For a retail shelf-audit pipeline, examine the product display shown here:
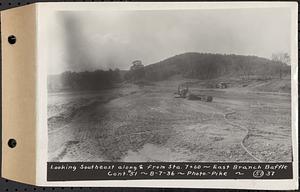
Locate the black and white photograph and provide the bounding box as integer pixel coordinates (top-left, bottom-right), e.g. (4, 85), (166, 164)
(47, 7), (293, 163)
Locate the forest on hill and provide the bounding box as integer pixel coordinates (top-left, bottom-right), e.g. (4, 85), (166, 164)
(138, 52), (290, 81)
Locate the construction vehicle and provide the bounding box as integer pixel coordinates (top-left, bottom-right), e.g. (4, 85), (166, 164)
(176, 84), (189, 98)
(174, 84), (213, 102)
(216, 82), (228, 89)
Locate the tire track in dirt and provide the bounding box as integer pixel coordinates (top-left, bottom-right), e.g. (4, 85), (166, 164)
(114, 129), (166, 139)
(223, 111), (262, 162)
(49, 124), (71, 134)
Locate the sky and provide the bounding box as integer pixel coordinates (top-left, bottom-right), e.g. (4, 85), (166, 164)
(47, 8), (292, 74)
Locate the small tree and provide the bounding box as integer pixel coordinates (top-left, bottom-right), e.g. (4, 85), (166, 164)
(127, 60), (145, 81)
(271, 52), (290, 79)
(272, 52), (290, 65)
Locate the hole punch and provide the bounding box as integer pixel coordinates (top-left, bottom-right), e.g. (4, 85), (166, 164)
(8, 139), (17, 148)
(8, 35), (16, 44)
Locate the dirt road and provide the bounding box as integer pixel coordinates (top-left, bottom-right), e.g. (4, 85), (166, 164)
(48, 80), (292, 162)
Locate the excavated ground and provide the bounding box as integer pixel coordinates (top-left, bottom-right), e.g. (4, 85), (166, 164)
(48, 79), (292, 162)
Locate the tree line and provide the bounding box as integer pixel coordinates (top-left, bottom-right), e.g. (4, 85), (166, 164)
(48, 69), (121, 91)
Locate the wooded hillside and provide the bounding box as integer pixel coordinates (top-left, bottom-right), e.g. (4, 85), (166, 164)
(142, 52), (290, 81)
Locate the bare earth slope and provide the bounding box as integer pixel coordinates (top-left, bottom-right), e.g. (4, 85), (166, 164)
(48, 80), (292, 162)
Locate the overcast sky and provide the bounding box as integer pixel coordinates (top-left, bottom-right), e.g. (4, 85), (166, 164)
(47, 8), (291, 74)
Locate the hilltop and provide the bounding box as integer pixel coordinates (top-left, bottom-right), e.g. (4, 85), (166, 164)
(142, 52), (290, 81)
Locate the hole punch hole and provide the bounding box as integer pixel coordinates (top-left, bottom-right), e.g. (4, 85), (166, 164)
(8, 35), (16, 44)
(8, 139), (17, 148)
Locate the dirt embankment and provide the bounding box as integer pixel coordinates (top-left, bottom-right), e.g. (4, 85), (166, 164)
(204, 77), (291, 93)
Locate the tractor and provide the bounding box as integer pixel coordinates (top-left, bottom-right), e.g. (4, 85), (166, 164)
(174, 84), (213, 102)
(176, 84), (189, 98)
(216, 82), (228, 89)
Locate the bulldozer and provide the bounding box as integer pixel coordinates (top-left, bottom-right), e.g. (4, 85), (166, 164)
(175, 83), (213, 102)
(176, 84), (189, 98)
